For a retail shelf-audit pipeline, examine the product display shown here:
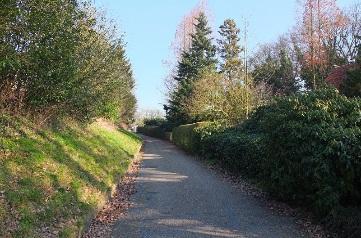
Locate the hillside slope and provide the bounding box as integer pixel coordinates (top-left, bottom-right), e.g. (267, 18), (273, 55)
(0, 116), (142, 237)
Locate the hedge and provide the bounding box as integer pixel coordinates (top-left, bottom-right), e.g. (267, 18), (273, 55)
(201, 90), (361, 214)
(255, 89), (361, 215)
(171, 121), (229, 154)
(171, 89), (361, 237)
(137, 126), (172, 141)
(200, 131), (265, 177)
(171, 123), (201, 153)
(205, 89), (361, 236)
(143, 118), (167, 127)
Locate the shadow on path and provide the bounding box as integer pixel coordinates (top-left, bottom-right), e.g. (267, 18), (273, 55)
(112, 136), (307, 238)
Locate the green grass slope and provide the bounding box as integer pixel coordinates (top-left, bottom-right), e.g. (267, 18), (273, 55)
(0, 116), (142, 237)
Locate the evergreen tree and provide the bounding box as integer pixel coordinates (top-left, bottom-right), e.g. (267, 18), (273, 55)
(175, 13), (217, 83)
(277, 49), (299, 95)
(342, 42), (361, 97)
(165, 13), (217, 124)
(217, 19), (243, 82)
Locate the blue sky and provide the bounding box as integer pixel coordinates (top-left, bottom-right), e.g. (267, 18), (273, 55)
(95, 0), (355, 112)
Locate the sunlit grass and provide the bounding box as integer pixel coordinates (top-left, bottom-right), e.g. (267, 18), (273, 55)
(0, 116), (142, 237)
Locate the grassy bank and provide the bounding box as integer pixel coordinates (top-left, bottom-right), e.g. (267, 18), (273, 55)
(0, 116), (142, 237)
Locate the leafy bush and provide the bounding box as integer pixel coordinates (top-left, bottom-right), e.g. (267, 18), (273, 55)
(1, 1), (136, 123)
(200, 130), (265, 177)
(341, 44), (360, 98)
(257, 89), (361, 215)
(341, 66), (361, 98)
(172, 123), (201, 153)
(172, 89), (361, 233)
(184, 71), (252, 124)
(143, 118), (167, 127)
(137, 118), (175, 140)
(195, 89), (361, 219)
(137, 126), (172, 141)
(171, 121), (229, 154)
(324, 207), (361, 238)
(193, 120), (230, 141)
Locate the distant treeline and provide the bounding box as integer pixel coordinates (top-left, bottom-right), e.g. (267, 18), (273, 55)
(163, 0), (360, 126)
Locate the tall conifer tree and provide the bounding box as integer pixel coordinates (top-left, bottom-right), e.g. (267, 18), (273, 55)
(165, 13), (217, 124)
(217, 19), (243, 82)
(342, 42), (361, 97)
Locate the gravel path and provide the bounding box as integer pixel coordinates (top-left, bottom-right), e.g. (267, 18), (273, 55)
(112, 136), (308, 238)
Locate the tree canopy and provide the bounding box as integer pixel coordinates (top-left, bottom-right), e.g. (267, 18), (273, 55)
(0, 0), (136, 123)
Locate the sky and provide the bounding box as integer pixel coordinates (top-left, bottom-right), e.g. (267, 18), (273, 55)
(95, 0), (355, 112)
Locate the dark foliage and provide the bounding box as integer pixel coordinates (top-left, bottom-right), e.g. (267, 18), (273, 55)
(341, 43), (361, 98)
(165, 13), (217, 125)
(0, 0), (136, 123)
(171, 89), (361, 236)
(143, 118), (167, 127)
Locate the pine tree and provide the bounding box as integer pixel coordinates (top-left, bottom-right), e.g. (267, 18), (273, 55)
(165, 12), (217, 124)
(342, 42), (361, 97)
(217, 19), (243, 82)
(277, 49), (299, 95)
(175, 13), (217, 83)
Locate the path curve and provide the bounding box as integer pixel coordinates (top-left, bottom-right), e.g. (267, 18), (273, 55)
(112, 136), (307, 238)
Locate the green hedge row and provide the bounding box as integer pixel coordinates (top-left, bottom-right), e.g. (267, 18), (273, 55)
(171, 121), (229, 154)
(201, 131), (265, 177)
(171, 89), (361, 237)
(206, 90), (361, 214)
(171, 123), (201, 153)
(137, 126), (172, 140)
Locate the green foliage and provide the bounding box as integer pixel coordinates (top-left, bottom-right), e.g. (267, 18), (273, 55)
(193, 120), (230, 141)
(185, 71), (253, 124)
(171, 123), (202, 153)
(0, 0), (136, 123)
(0, 116), (142, 237)
(143, 118), (167, 127)
(137, 126), (172, 141)
(257, 89), (361, 214)
(171, 121), (229, 154)
(137, 117), (175, 140)
(200, 131), (265, 177)
(342, 66), (361, 97)
(252, 41), (299, 96)
(184, 89), (361, 236)
(196, 89), (361, 219)
(175, 13), (217, 83)
(218, 19), (243, 82)
(341, 44), (361, 98)
(324, 207), (361, 238)
(165, 13), (217, 125)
